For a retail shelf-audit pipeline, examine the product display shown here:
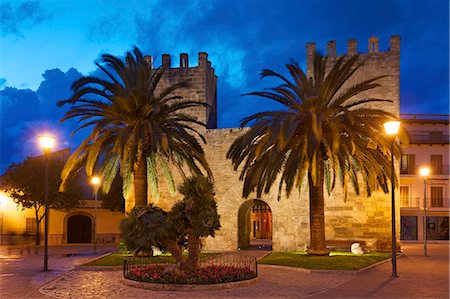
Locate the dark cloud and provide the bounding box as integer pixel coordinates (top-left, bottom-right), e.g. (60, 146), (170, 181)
(36, 68), (83, 117)
(1, 0), (52, 37)
(126, 0), (449, 127)
(0, 68), (83, 173)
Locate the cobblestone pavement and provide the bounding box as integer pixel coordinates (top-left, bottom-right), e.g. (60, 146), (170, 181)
(2, 244), (448, 299)
(40, 267), (354, 298)
(0, 245), (116, 299)
(310, 243), (449, 299)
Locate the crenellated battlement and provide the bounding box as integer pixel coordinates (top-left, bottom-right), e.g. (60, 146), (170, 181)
(306, 35), (400, 58)
(143, 52), (217, 130)
(143, 52), (214, 71)
(306, 35), (401, 117)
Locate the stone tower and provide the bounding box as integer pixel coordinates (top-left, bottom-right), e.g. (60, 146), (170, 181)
(124, 53), (218, 211)
(306, 35), (400, 116)
(145, 52), (218, 129)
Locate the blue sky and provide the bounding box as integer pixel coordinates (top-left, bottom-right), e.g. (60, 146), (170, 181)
(0, 0), (449, 172)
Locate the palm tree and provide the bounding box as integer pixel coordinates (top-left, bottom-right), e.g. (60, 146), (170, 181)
(227, 53), (401, 255)
(58, 47), (211, 207)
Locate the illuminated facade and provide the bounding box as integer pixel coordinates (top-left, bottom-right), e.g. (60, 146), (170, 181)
(399, 114), (449, 242)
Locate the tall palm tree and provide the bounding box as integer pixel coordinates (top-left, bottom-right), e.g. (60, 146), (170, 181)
(58, 47), (211, 207)
(227, 53), (401, 255)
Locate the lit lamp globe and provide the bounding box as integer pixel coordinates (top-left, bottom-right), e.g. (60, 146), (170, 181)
(91, 177), (101, 186)
(0, 194), (7, 206)
(38, 136), (56, 154)
(383, 121), (401, 136)
(419, 167), (430, 177)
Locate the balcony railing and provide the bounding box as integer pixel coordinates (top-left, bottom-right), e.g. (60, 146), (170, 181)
(400, 165), (450, 175)
(401, 198), (450, 208)
(409, 134), (449, 144)
(400, 114), (449, 122)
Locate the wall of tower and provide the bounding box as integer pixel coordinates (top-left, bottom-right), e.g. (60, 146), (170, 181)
(148, 52), (217, 129)
(306, 35), (400, 116)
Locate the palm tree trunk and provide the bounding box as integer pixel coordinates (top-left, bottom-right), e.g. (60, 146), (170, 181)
(133, 156), (148, 207)
(186, 230), (201, 273)
(163, 239), (184, 267)
(307, 158), (330, 255)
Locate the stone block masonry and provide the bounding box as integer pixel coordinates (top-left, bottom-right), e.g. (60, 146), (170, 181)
(126, 36), (400, 252)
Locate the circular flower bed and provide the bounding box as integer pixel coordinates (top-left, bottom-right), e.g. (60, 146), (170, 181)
(125, 264), (257, 284)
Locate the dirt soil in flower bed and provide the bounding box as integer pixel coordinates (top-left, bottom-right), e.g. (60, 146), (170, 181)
(126, 264), (256, 284)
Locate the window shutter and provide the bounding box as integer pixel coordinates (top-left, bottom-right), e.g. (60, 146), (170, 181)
(408, 154), (415, 174)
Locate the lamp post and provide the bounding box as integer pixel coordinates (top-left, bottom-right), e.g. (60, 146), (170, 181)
(38, 135), (55, 271)
(90, 176), (100, 253)
(419, 167), (430, 257)
(0, 194), (7, 246)
(384, 121), (400, 278)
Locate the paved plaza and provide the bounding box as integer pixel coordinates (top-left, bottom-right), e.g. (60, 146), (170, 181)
(0, 244), (448, 298)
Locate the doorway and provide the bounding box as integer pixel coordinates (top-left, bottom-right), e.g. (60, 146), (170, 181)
(67, 214), (92, 243)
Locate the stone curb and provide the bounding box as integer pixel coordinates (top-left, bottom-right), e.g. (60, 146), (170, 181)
(258, 253), (402, 275)
(75, 265), (123, 271)
(355, 252), (403, 274)
(121, 276), (259, 291)
(39, 275), (68, 298)
(74, 252), (117, 270)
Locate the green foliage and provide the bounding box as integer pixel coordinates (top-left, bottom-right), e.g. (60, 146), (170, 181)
(58, 47), (212, 207)
(84, 252), (217, 267)
(2, 154), (83, 210)
(119, 204), (175, 255)
(168, 175), (220, 272)
(259, 252), (391, 270)
(169, 176), (221, 238)
(228, 53), (401, 199)
(100, 175), (125, 212)
(119, 176), (220, 272)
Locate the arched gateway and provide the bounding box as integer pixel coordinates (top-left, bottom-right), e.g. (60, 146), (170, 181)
(238, 199), (272, 250)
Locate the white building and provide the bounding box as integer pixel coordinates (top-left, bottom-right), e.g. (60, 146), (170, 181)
(400, 114), (449, 243)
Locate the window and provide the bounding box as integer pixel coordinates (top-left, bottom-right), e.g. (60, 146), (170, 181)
(400, 186), (410, 207)
(400, 154), (415, 174)
(400, 155), (408, 173)
(25, 218), (37, 235)
(430, 155), (443, 174)
(430, 186), (444, 207)
(401, 216), (417, 240)
(426, 217), (449, 240)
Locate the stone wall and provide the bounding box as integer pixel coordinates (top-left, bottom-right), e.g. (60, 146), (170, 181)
(125, 36), (401, 251)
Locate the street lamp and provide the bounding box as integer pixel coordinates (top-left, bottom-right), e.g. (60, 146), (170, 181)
(384, 120), (400, 278)
(419, 167), (430, 257)
(38, 135), (55, 271)
(90, 176), (101, 253)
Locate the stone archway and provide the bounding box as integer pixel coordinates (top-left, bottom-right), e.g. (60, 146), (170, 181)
(238, 199), (272, 250)
(67, 214), (92, 243)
